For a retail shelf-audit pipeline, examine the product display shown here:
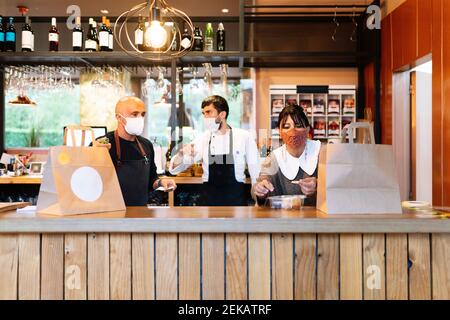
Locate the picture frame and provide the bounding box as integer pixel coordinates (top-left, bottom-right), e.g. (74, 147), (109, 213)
(28, 162), (45, 175)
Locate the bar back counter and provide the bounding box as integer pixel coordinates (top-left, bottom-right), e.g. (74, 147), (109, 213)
(0, 206), (449, 300)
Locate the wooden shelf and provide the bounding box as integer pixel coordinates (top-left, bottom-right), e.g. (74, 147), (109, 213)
(0, 50), (365, 68)
(0, 51), (241, 67)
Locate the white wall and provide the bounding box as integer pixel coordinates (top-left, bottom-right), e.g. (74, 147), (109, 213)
(415, 68), (433, 203)
(392, 72), (410, 201)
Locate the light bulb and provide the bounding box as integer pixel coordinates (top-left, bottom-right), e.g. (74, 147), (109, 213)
(144, 21), (168, 49)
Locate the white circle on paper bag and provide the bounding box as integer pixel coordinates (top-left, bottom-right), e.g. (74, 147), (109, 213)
(70, 167), (103, 202)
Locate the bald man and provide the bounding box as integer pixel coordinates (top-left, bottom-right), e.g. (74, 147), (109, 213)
(93, 96), (176, 206)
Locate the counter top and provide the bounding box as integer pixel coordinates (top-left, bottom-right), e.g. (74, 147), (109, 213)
(0, 206), (449, 233)
(0, 176), (251, 185)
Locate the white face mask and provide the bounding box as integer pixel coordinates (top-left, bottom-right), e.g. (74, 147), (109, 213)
(119, 114), (145, 136)
(203, 117), (221, 132)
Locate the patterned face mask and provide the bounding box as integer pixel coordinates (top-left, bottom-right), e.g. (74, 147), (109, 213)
(281, 128), (308, 148)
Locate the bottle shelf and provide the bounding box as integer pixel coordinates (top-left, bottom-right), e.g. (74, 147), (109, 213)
(0, 50), (363, 67)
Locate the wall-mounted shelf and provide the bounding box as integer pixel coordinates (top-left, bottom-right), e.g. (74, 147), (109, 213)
(0, 50), (367, 68)
(269, 85), (357, 145)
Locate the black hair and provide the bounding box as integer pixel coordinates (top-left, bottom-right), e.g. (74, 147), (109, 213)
(277, 104), (310, 129)
(201, 95), (229, 119)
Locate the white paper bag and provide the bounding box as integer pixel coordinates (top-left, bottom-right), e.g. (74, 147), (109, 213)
(317, 122), (402, 214)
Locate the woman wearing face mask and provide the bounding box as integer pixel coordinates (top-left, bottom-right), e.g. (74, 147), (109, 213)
(252, 104), (321, 206)
(169, 95), (260, 206)
(93, 96), (176, 206)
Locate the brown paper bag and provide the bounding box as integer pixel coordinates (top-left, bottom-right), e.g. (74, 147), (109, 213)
(317, 123), (402, 214)
(37, 126), (125, 216)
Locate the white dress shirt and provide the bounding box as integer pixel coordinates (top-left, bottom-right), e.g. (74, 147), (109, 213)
(169, 128), (260, 184)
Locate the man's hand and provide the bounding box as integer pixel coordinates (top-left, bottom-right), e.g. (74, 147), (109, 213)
(179, 143), (195, 158)
(297, 177), (317, 196)
(92, 139), (111, 150)
(156, 178), (177, 192)
(254, 179), (274, 199)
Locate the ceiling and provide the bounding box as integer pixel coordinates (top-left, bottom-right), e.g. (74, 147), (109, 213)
(0, 0), (376, 17)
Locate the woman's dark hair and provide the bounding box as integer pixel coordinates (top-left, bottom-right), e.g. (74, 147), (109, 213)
(201, 95), (229, 119)
(277, 104), (310, 129)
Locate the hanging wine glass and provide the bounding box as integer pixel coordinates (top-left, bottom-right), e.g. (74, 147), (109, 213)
(176, 67), (183, 96)
(203, 63), (213, 95)
(220, 64), (229, 96)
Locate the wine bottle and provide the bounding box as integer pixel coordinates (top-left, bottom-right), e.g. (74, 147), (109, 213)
(92, 21), (99, 50)
(21, 16), (33, 52)
(48, 17), (59, 51)
(107, 19), (113, 51)
(85, 18), (97, 52)
(134, 15), (144, 51)
(99, 16), (109, 52)
(192, 26), (203, 51)
(5, 17), (16, 52)
(72, 16), (83, 51)
(216, 22), (225, 51)
(204, 23), (213, 52)
(30, 21), (34, 52)
(0, 16), (4, 52)
(170, 23), (179, 51)
(180, 27), (192, 50)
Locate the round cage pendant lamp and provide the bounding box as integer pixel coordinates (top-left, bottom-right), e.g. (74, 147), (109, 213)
(114, 0), (194, 61)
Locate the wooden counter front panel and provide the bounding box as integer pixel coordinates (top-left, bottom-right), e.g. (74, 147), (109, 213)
(1, 233), (449, 300)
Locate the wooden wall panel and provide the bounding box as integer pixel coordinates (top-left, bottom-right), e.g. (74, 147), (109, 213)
(202, 234), (225, 300)
(0, 235), (18, 300)
(41, 234), (64, 300)
(18, 234), (41, 300)
(226, 234), (247, 300)
(317, 235), (339, 300)
(179, 234), (200, 300)
(442, 0), (450, 206)
(64, 234), (87, 300)
(87, 233), (110, 300)
(110, 234), (132, 300)
(131, 234), (155, 300)
(417, 0), (433, 59)
(248, 234), (271, 300)
(272, 234), (293, 300)
(402, 0), (418, 65)
(391, 6), (405, 70)
(386, 234), (408, 300)
(340, 234), (363, 300)
(408, 234), (431, 300)
(155, 234), (177, 300)
(381, 16), (393, 145)
(294, 234), (316, 300)
(363, 234), (386, 300)
(431, 234), (450, 299)
(432, 0), (443, 206)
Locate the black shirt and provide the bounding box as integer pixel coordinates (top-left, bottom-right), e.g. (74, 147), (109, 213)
(95, 131), (159, 190)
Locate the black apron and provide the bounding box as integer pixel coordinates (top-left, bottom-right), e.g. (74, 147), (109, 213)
(204, 128), (247, 206)
(114, 131), (151, 206)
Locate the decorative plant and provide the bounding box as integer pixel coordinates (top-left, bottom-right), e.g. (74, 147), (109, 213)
(25, 127), (40, 148)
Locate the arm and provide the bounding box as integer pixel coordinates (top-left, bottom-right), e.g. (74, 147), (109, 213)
(169, 135), (203, 175)
(251, 155), (276, 202)
(245, 132), (261, 184)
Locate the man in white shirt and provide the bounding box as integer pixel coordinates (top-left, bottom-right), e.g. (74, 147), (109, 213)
(170, 95), (260, 206)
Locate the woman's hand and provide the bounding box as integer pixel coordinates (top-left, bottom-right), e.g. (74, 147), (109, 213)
(254, 179), (274, 199)
(297, 177), (317, 196)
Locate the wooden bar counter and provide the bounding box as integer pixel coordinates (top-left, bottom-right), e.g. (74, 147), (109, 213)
(0, 206), (449, 300)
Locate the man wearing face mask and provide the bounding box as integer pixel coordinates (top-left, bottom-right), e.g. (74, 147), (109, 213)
(169, 95), (260, 206)
(93, 96), (176, 206)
